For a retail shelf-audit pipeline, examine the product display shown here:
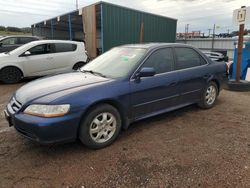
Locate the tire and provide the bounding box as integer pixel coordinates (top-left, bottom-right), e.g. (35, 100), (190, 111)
(73, 62), (85, 70)
(79, 104), (122, 149)
(0, 67), (22, 84)
(198, 82), (218, 109)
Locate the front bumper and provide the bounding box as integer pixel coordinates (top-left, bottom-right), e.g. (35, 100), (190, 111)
(4, 108), (82, 144)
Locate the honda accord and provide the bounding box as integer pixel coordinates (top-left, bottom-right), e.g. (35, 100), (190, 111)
(4, 43), (228, 149)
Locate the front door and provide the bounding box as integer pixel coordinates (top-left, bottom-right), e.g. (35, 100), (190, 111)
(21, 43), (55, 76)
(130, 48), (180, 120)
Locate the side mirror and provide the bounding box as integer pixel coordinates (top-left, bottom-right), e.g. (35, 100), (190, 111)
(0, 42), (3, 47)
(136, 67), (156, 78)
(24, 51), (31, 56)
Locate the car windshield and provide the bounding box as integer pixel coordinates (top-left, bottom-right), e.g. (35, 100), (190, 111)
(81, 47), (146, 79)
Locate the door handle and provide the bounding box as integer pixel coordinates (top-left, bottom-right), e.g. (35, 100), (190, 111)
(170, 82), (178, 86)
(46, 57), (53, 60)
(203, 74), (210, 79)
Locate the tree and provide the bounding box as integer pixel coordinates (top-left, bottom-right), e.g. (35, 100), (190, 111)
(0, 26), (6, 31)
(6, 27), (22, 32)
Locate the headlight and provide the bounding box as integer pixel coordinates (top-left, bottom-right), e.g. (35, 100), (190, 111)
(24, 104), (70, 117)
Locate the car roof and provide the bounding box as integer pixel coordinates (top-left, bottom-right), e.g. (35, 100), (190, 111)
(27, 40), (83, 45)
(120, 43), (195, 50)
(1, 35), (39, 39)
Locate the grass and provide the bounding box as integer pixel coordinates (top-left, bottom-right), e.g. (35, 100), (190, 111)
(0, 31), (32, 36)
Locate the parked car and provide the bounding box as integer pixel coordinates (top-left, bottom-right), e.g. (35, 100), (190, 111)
(0, 36), (40, 53)
(0, 40), (89, 83)
(203, 51), (228, 62)
(4, 43), (228, 149)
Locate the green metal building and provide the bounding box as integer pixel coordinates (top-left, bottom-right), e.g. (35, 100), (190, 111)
(32, 2), (177, 58)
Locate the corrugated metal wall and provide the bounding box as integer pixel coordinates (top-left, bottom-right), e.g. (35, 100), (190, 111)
(101, 2), (177, 52)
(176, 38), (237, 59)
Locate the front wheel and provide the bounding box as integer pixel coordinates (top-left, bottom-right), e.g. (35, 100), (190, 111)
(198, 82), (218, 109)
(0, 67), (22, 84)
(73, 62), (86, 70)
(79, 104), (122, 149)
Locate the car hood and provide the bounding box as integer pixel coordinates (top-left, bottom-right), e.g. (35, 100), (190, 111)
(15, 72), (110, 104)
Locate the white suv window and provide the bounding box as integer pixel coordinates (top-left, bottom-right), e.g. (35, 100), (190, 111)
(28, 44), (52, 55)
(55, 43), (77, 53)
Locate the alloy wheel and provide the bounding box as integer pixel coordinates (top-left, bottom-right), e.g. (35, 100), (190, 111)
(205, 85), (217, 105)
(89, 112), (117, 143)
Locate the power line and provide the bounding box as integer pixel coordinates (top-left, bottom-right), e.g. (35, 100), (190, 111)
(0, 9), (51, 17)
(0, 3), (72, 14)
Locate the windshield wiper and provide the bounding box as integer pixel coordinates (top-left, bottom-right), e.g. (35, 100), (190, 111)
(81, 69), (106, 78)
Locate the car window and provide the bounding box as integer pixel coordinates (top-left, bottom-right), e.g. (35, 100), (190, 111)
(28, 44), (52, 55)
(1, 38), (18, 45)
(19, 37), (36, 44)
(141, 48), (174, 74)
(55, 43), (77, 53)
(175, 47), (205, 70)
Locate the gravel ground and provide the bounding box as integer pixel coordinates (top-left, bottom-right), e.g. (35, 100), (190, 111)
(0, 82), (250, 188)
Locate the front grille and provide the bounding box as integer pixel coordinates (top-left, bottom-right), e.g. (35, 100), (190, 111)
(7, 97), (22, 114)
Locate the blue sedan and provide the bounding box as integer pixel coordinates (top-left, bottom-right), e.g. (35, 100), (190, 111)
(4, 43), (228, 149)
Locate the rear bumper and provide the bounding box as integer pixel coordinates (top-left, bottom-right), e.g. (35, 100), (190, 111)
(221, 74), (229, 90)
(5, 109), (82, 144)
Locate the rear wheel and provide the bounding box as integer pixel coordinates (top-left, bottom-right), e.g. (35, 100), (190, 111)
(79, 104), (122, 149)
(73, 62), (86, 70)
(198, 82), (218, 109)
(0, 67), (22, 84)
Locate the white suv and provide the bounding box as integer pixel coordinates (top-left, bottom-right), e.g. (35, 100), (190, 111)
(0, 40), (88, 83)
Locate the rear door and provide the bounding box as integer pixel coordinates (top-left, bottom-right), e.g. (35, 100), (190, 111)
(50, 43), (78, 73)
(21, 43), (55, 76)
(173, 47), (209, 104)
(130, 47), (181, 120)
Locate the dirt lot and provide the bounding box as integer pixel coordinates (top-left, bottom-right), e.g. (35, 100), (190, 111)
(0, 81), (250, 188)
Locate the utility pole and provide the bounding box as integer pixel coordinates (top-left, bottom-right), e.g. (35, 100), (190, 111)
(76, 0), (78, 9)
(185, 24), (187, 43)
(208, 29), (212, 37)
(186, 24), (189, 34)
(211, 24), (216, 51)
(236, 6), (246, 82)
(185, 24), (189, 43)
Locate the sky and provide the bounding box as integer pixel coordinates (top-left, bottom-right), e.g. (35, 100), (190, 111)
(0, 0), (249, 35)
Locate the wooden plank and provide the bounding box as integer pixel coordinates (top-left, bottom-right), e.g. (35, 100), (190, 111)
(82, 5), (97, 58)
(140, 22), (144, 43)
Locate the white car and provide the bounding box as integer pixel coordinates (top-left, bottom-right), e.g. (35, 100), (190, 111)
(0, 40), (88, 83)
(203, 51), (226, 62)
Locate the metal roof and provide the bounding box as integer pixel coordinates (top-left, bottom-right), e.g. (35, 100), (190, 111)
(32, 1), (177, 26)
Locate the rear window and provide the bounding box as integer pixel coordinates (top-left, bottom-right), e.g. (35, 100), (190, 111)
(19, 37), (37, 44)
(54, 43), (77, 53)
